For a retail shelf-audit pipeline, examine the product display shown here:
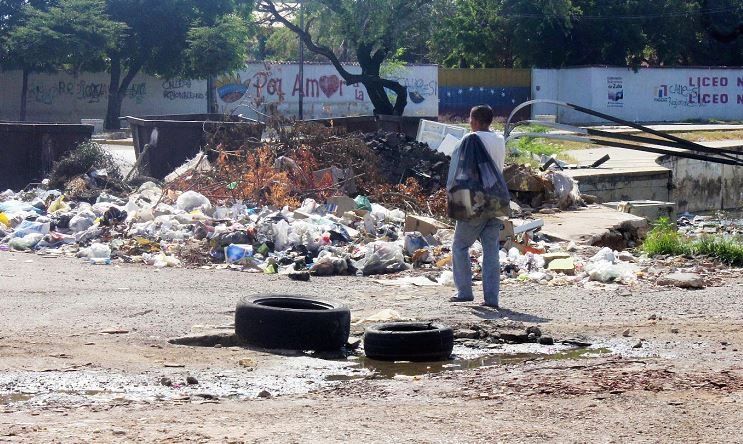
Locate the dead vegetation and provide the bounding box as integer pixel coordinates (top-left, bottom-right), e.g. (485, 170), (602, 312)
(166, 121), (450, 217)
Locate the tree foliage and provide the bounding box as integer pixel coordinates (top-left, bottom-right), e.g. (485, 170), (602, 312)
(256, 0), (431, 115)
(429, 0), (743, 68)
(184, 13), (251, 80)
(102, 0), (254, 128)
(3, 0), (122, 120)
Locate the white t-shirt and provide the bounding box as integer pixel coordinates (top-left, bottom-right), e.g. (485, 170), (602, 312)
(472, 131), (506, 172)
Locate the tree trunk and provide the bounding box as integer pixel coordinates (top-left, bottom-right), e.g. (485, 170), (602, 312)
(357, 46), (407, 116)
(105, 54), (143, 130)
(206, 76), (217, 113)
(19, 68), (29, 122)
(105, 54), (122, 130)
(258, 1), (408, 116)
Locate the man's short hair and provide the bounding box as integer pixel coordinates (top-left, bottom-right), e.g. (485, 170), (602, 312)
(470, 105), (494, 126)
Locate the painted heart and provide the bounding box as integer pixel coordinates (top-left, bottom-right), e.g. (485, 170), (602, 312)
(319, 75), (340, 98)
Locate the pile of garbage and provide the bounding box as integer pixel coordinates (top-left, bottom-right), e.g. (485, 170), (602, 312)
(677, 212), (742, 238)
(3, 121), (731, 289)
(0, 181), (419, 275)
(362, 131), (450, 193)
(0, 173), (648, 288)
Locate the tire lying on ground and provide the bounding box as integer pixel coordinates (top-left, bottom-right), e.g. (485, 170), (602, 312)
(235, 295), (351, 351)
(363, 322), (454, 362)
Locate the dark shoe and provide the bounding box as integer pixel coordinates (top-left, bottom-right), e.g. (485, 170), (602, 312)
(479, 301), (499, 309)
(449, 296), (474, 303)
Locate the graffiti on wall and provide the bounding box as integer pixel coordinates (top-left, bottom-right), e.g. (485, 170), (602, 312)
(387, 75), (438, 104)
(27, 79), (148, 105)
(654, 75), (742, 108)
(162, 79), (204, 101)
(216, 65), (366, 104)
(216, 63), (438, 116)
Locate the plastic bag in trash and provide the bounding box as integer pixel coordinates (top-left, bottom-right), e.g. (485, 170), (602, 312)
(143, 252), (181, 268)
(547, 171), (584, 209)
(310, 255), (349, 276)
(176, 191), (212, 212)
(69, 210), (97, 233)
(8, 233), (43, 250)
(437, 270), (455, 287)
(273, 219), (291, 251)
(225, 244), (254, 265)
(10, 220), (50, 238)
(354, 195), (373, 212)
(404, 232), (429, 256)
(0, 200), (41, 216)
(586, 260), (637, 284)
(355, 241), (410, 276)
(100, 207), (127, 226)
(446, 134), (511, 220)
(80, 242), (112, 265)
(590, 247), (616, 263)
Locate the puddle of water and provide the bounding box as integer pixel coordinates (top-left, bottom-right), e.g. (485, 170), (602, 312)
(329, 347), (612, 380)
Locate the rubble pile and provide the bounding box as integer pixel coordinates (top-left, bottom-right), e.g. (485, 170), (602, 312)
(0, 125), (738, 289)
(362, 131), (450, 193)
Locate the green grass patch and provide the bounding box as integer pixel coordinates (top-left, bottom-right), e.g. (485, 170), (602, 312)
(641, 217), (743, 266)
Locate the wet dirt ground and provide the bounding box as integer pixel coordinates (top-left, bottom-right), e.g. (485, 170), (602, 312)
(0, 251), (742, 442)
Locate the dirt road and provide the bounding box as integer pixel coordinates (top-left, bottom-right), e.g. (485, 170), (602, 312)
(1, 251), (741, 443)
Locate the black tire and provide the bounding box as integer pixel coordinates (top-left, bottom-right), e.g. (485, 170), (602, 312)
(235, 295), (351, 351)
(363, 322), (454, 362)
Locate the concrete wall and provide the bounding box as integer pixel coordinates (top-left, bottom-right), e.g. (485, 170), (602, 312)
(0, 71), (205, 123)
(438, 68), (531, 119)
(532, 67), (743, 124)
(0, 63), (439, 124)
(570, 170), (672, 204)
(659, 156), (743, 213)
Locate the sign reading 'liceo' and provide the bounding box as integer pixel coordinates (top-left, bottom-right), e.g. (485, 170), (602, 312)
(654, 76), (742, 108)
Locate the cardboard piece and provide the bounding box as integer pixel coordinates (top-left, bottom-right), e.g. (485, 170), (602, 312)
(404, 215), (451, 236)
(327, 196), (357, 216)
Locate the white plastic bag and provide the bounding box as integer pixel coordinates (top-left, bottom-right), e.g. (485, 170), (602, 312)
(176, 191), (211, 212)
(590, 247), (616, 263)
(273, 219), (291, 251)
(356, 241), (409, 276)
(586, 260), (637, 284)
(69, 210), (97, 233)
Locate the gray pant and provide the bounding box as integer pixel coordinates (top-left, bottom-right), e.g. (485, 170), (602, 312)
(452, 217), (501, 306)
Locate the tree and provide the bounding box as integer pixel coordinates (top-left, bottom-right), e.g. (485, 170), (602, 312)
(4, 0), (122, 121)
(427, 0), (741, 68)
(429, 0), (515, 68)
(256, 0), (430, 116)
(184, 14), (251, 112)
(102, 0), (254, 129)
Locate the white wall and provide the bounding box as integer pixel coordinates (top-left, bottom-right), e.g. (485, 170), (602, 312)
(0, 71), (206, 123)
(532, 67), (743, 124)
(217, 62), (438, 120)
(0, 63), (438, 124)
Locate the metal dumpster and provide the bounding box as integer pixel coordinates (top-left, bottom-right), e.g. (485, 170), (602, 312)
(0, 122), (93, 191)
(126, 114), (265, 180)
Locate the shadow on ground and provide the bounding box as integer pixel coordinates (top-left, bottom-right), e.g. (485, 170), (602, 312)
(471, 307), (551, 323)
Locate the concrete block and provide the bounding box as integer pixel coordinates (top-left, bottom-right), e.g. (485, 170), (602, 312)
(604, 200), (676, 222)
(548, 257), (575, 275)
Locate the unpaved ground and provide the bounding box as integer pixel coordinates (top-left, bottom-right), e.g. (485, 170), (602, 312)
(1, 251), (742, 443)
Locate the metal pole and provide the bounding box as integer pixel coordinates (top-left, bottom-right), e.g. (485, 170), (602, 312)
(298, 0), (304, 120)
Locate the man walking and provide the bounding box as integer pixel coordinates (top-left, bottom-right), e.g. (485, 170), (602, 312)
(447, 105), (506, 308)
